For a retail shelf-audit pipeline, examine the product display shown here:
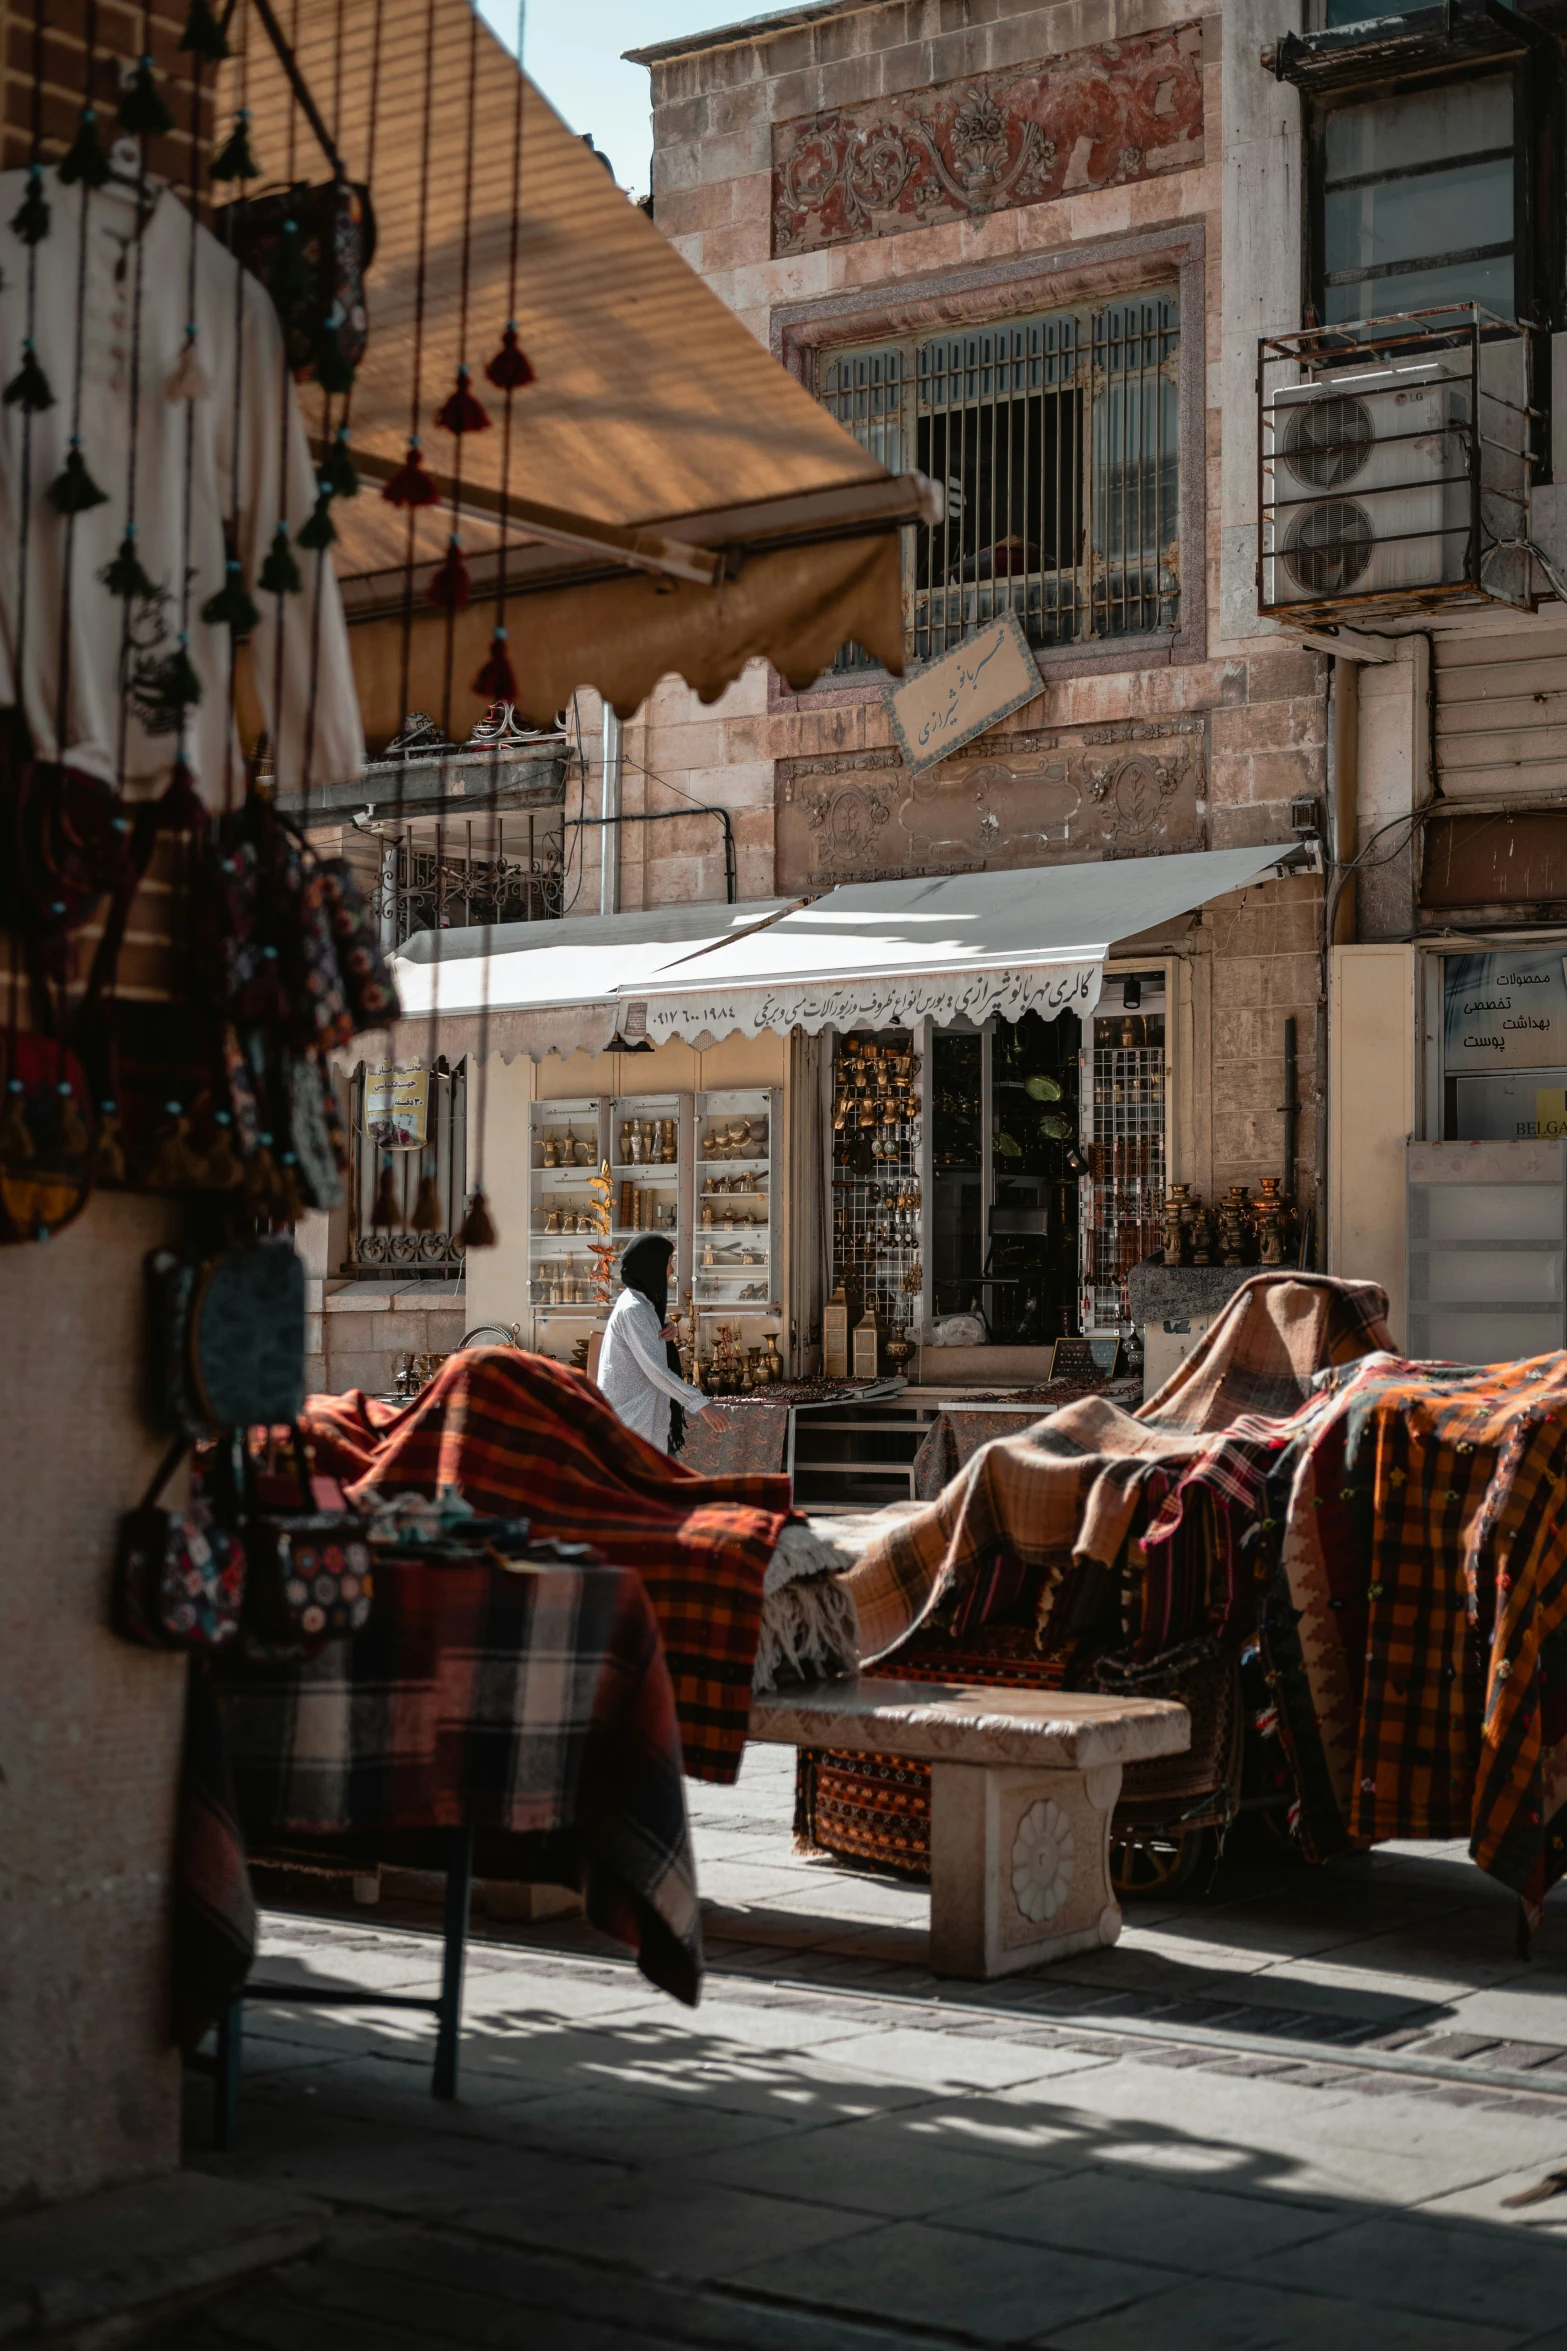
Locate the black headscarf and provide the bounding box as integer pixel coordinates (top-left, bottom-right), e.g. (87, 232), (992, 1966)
(618, 1235), (685, 1454)
(620, 1234), (673, 1325)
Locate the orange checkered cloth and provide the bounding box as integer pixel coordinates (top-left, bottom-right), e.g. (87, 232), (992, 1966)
(301, 1348), (791, 1784)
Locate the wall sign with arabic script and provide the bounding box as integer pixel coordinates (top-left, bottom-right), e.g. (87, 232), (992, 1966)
(771, 27), (1204, 257)
(884, 612), (1043, 776)
(776, 719), (1208, 894)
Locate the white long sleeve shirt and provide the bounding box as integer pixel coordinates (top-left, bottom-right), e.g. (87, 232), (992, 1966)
(0, 169), (363, 808)
(597, 1288), (709, 1455)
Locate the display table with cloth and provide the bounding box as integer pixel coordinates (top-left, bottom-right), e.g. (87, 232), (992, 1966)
(911, 1383), (1143, 1502)
(679, 1382), (908, 1481)
(299, 1348), (804, 1782)
(813, 1273), (1567, 1934)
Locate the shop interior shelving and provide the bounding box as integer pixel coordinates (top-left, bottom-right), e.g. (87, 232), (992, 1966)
(692, 1086), (784, 1371)
(610, 1091), (692, 1296)
(527, 1095), (609, 1355)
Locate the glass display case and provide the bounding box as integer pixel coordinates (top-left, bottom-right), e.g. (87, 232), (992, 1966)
(610, 1089), (692, 1284)
(527, 1096), (610, 1353)
(692, 1087), (783, 1372)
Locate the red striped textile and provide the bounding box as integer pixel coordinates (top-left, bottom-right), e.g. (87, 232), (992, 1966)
(302, 1348), (792, 1782)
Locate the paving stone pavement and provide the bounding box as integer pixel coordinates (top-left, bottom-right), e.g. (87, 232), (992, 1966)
(160, 1745), (1567, 2351)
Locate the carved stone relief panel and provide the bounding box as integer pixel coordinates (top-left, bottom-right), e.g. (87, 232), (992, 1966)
(771, 27), (1204, 258)
(775, 717), (1208, 894)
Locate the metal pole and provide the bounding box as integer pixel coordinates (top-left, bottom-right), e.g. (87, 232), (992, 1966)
(599, 705), (622, 918)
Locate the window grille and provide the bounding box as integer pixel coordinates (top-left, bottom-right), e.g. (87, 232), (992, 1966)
(1082, 1016), (1166, 1332)
(371, 815), (563, 950)
(817, 294), (1179, 672)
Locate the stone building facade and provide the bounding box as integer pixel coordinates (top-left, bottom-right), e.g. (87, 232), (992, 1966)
(608, 0), (1330, 1246)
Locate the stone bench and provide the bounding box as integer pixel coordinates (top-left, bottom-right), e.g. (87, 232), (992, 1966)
(750, 1680), (1190, 1980)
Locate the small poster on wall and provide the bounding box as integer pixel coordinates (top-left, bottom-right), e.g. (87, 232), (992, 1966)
(364, 1062), (429, 1149)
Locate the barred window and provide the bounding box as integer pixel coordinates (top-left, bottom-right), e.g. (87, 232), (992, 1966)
(817, 293), (1179, 674)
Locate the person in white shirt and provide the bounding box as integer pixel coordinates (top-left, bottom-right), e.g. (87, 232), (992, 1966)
(596, 1235), (710, 1456)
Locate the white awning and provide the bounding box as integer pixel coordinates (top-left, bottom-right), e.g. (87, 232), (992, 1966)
(387, 899), (798, 1064)
(623, 849), (1296, 1045)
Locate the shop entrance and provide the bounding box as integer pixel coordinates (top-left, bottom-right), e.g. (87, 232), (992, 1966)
(827, 1009), (1085, 1357)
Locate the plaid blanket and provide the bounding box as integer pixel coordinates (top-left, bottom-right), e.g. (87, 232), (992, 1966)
(302, 1348), (792, 1782)
(214, 1555), (701, 2004)
(844, 1274), (1394, 1662)
(845, 1272), (1567, 1918)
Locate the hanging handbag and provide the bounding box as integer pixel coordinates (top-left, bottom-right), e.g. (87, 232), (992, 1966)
(113, 1437), (248, 1652)
(0, 1030), (97, 1243)
(318, 858), (400, 1032)
(150, 1236), (306, 1439)
(243, 1429), (374, 1644)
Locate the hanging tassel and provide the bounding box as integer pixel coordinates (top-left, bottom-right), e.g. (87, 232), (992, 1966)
(204, 1118), (242, 1190)
(59, 107), (112, 191)
(295, 489), (338, 551)
(371, 1160), (402, 1228)
(268, 219), (313, 311)
(144, 644), (203, 731)
(485, 323), (535, 392)
(164, 333), (211, 404)
(242, 1142), (279, 1216)
(274, 1151), (306, 1225)
(428, 538), (470, 612)
(0, 1081), (34, 1163)
(201, 555), (260, 636)
(10, 167), (49, 247)
(93, 1103), (127, 1183)
(312, 318), (356, 396)
(4, 342), (53, 413)
(259, 523), (301, 597)
(381, 441), (439, 509)
(459, 1188), (498, 1248)
(209, 110), (260, 183)
(159, 757), (207, 834)
(435, 365), (490, 436)
(410, 1167), (444, 1232)
(101, 528), (157, 602)
(178, 0), (232, 62)
(47, 442), (109, 516)
(321, 429), (359, 501)
(147, 1110), (204, 1190)
(119, 55), (174, 141)
(473, 627), (518, 703)
(53, 1081), (89, 1158)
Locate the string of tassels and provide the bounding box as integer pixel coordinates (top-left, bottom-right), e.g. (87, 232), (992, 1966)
(427, 537), (469, 612)
(473, 625), (517, 702)
(382, 440), (438, 508)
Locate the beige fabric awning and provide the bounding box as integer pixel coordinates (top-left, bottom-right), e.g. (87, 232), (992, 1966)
(235, 3), (925, 740)
(383, 899), (800, 1064)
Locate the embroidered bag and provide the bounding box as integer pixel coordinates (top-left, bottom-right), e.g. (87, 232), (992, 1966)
(113, 1436), (248, 1652)
(150, 1236), (306, 1439)
(244, 1430), (374, 1644)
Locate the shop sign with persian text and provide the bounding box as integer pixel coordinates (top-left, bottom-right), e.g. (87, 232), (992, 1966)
(883, 612), (1041, 778)
(1443, 951), (1567, 1073)
(364, 1062), (429, 1149)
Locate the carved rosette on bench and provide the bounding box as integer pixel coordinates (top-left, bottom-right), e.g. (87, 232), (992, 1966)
(771, 26), (1205, 257)
(752, 1681), (1190, 1978)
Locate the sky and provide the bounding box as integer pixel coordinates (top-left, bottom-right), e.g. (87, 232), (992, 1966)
(476, 2), (777, 200)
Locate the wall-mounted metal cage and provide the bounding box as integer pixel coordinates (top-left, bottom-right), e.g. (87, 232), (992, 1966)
(1257, 306), (1534, 624)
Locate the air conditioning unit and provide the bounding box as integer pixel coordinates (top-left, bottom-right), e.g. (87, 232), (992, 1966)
(1262, 360), (1470, 611)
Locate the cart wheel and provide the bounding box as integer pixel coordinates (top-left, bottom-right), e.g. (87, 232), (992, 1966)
(1110, 1825), (1220, 1899)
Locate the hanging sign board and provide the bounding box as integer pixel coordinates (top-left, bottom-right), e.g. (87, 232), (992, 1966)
(1443, 950), (1567, 1074)
(883, 610), (1042, 777)
(364, 1062), (429, 1149)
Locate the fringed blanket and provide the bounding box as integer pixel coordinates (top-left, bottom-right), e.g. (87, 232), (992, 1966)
(301, 1348), (796, 1783)
(842, 1273), (1567, 1920)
